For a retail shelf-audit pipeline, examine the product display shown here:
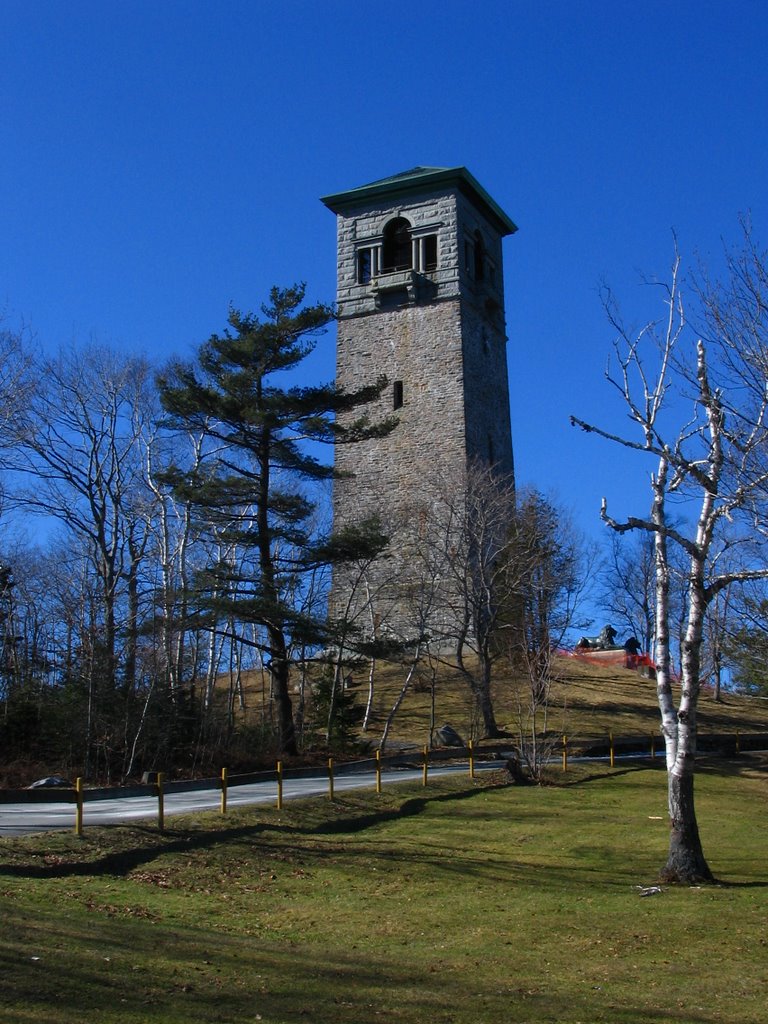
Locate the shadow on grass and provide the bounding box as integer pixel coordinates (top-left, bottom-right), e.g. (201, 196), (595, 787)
(1, 765), (762, 892)
(0, 784), (499, 882)
(568, 698), (662, 723)
(561, 763), (664, 786)
(0, 802), (653, 892)
(697, 751), (768, 777)
(0, 914), (723, 1024)
(0, 896), (727, 1024)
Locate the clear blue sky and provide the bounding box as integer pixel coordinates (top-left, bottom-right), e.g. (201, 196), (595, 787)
(3, 0), (768, 565)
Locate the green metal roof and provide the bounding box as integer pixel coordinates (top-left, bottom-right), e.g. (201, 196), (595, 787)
(321, 166), (517, 236)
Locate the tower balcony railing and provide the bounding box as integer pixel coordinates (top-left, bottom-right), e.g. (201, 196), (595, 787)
(370, 268), (438, 308)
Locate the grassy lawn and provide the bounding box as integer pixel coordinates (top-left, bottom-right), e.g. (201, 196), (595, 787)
(1, 756), (766, 1023)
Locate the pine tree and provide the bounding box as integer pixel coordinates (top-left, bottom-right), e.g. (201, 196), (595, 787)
(157, 285), (392, 755)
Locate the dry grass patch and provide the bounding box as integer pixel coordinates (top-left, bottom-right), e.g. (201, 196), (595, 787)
(224, 654), (768, 755)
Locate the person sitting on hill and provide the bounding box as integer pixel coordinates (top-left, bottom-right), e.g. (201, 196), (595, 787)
(624, 635), (642, 669)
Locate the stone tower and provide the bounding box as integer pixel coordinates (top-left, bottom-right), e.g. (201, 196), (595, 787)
(321, 166), (517, 629)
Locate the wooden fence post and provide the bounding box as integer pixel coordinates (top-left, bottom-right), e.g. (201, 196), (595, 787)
(609, 731), (615, 768)
(328, 758), (335, 801)
(220, 767), (228, 815)
(157, 772), (165, 832)
(75, 777), (84, 836)
(375, 750), (382, 794)
(562, 735), (568, 773)
(422, 745), (429, 787)
(276, 761), (283, 810)
(469, 739), (475, 779)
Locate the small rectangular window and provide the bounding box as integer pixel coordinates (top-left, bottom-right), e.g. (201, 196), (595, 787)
(465, 239), (474, 276)
(393, 380), (404, 410)
(357, 249), (372, 284)
(423, 234), (437, 272)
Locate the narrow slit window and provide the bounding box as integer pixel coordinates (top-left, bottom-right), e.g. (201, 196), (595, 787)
(474, 230), (486, 281)
(423, 234), (438, 272)
(357, 249), (372, 284)
(393, 380), (404, 410)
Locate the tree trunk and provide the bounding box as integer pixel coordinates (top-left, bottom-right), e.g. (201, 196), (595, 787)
(456, 633), (500, 739)
(476, 650), (501, 738)
(268, 629), (297, 755)
(362, 656), (376, 733)
(326, 654), (342, 747)
(257, 428), (296, 757)
(712, 648), (722, 702)
(123, 544), (140, 697)
(660, 769), (715, 883)
(362, 580), (377, 732)
(474, 678), (500, 738)
(379, 647), (420, 752)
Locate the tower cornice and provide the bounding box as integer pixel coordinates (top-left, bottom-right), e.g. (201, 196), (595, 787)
(321, 166), (518, 237)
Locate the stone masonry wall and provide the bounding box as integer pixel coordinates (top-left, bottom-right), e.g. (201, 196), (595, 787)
(460, 301), (514, 479)
(329, 177), (515, 631)
(335, 298), (467, 529)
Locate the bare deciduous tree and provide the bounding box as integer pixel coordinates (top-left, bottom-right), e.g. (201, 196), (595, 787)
(5, 345), (154, 688)
(417, 462), (517, 739)
(598, 533), (656, 655)
(507, 491), (592, 780)
(572, 234), (768, 883)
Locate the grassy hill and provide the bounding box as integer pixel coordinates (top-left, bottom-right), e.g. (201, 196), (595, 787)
(226, 652), (768, 756)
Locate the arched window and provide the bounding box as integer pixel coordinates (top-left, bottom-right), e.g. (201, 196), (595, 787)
(382, 218), (412, 273)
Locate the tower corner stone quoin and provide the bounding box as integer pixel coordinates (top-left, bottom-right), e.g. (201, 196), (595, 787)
(321, 166), (517, 627)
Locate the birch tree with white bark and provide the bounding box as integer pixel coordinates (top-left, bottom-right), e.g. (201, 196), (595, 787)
(572, 234), (768, 883)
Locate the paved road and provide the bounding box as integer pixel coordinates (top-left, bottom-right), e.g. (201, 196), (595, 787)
(0, 761), (500, 837)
